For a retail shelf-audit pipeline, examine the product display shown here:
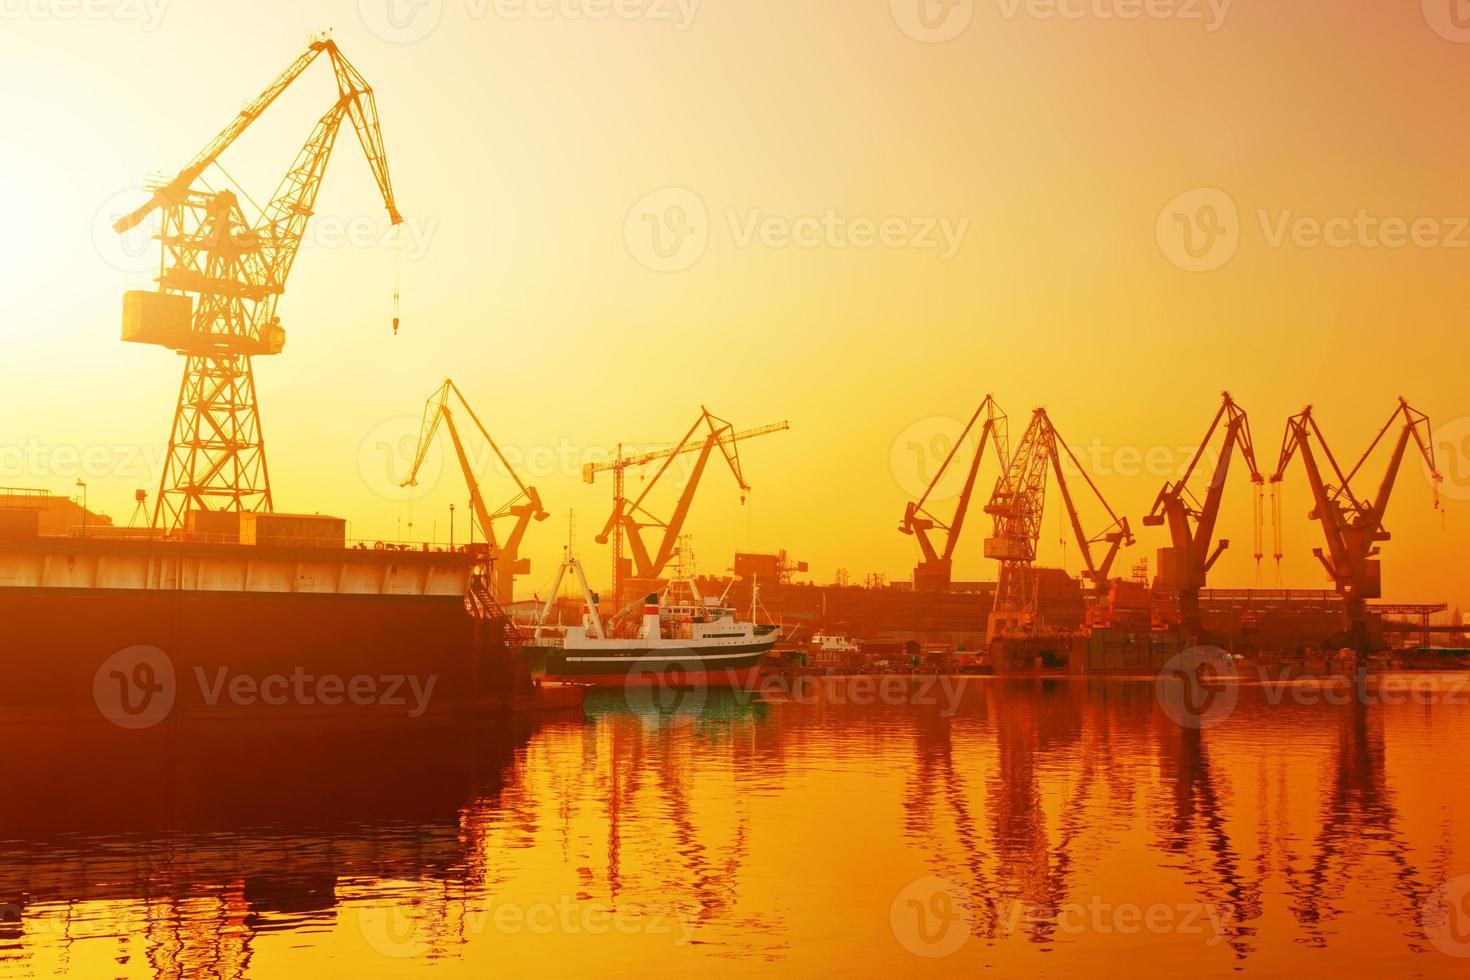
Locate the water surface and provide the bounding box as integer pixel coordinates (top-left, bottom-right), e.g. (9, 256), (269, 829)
(3, 674), (1469, 977)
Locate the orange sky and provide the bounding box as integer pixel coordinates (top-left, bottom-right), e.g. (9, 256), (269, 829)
(1, 1), (1468, 606)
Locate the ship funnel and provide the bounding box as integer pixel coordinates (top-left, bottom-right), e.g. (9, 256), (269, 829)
(642, 593), (661, 641)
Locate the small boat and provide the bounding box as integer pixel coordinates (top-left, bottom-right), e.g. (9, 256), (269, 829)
(520, 556), (778, 688)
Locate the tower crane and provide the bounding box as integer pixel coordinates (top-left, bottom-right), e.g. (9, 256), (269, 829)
(114, 36), (401, 532)
(1142, 392), (1264, 641)
(984, 409), (1134, 640)
(400, 380), (549, 605)
(898, 396), (1009, 592)
(583, 410), (789, 612)
(1270, 398), (1441, 656)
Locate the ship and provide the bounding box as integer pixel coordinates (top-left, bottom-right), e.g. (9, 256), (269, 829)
(519, 556), (779, 688)
(0, 489), (559, 724)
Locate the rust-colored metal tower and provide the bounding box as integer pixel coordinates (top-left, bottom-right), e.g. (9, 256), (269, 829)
(983, 408), (1133, 640)
(113, 37), (400, 532)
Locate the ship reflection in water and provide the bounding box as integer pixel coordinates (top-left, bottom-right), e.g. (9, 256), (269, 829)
(3, 677), (1470, 977)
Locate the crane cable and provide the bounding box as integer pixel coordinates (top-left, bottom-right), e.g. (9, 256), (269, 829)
(392, 226), (402, 335)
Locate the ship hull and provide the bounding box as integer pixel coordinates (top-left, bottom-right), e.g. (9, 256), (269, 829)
(0, 534), (533, 724)
(520, 640), (773, 689)
(0, 586), (516, 723)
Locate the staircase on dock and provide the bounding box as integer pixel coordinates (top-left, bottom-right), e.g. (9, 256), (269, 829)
(467, 572), (525, 651)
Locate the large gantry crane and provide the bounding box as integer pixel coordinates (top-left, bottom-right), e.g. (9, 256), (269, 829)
(1270, 398), (1441, 659)
(898, 396), (1010, 592)
(983, 408), (1134, 641)
(400, 380), (549, 605)
(584, 409), (788, 613)
(1143, 392), (1265, 642)
(113, 36), (401, 532)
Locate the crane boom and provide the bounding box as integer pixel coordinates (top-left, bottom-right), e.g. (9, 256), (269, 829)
(1046, 416), (1135, 591)
(1142, 392), (1264, 639)
(898, 396), (1009, 591)
(402, 380), (549, 603)
(586, 410), (788, 612)
(1269, 398), (1441, 655)
(583, 420), (791, 480)
(114, 39), (399, 234)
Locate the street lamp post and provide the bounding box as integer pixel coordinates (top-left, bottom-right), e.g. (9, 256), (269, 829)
(76, 479), (87, 537)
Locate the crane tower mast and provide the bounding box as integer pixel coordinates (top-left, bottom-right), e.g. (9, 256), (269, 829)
(983, 409), (1133, 640)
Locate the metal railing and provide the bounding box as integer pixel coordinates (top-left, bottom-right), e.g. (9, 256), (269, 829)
(0, 487), (51, 510)
(35, 525), (484, 557)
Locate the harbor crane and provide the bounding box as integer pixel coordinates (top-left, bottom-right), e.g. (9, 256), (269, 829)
(401, 380), (549, 605)
(898, 396), (1010, 592)
(584, 410), (789, 612)
(1143, 392), (1265, 641)
(984, 408), (1134, 640)
(1270, 398), (1441, 658)
(114, 36), (401, 531)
